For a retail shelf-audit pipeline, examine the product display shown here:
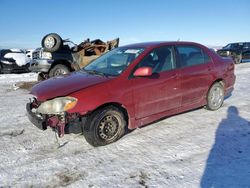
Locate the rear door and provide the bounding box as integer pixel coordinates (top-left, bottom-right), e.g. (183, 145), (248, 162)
(132, 46), (181, 119)
(176, 45), (213, 107)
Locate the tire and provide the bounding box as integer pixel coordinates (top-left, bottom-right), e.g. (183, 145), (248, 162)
(48, 64), (70, 77)
(234, 54), (242, 64)
(83, 106), (127, 147)
(37, 72), (49, 81)
(206, 82), (224, 111)
(41, 33), (63, 52)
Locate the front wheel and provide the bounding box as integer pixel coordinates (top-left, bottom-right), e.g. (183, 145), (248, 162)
(83, 106), (126, 147)
(206, 82), (224, 111)
(48, 64), (70, 77)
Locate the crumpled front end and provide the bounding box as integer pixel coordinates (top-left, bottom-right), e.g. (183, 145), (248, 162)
(26, 98), (86, 137)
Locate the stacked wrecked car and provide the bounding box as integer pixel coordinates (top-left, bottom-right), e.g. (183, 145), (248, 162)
(29, 33), (119, 80)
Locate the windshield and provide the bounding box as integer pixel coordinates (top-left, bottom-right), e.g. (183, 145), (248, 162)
(223, 43), (237, 49)
(83, 47), (145, 76)
(223, 43), (243, 50)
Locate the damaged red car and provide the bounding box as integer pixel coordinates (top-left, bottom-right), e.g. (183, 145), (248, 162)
(27, 41), (235, 146)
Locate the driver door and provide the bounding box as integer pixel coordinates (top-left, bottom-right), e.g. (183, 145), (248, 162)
(132, 46), (181, 119)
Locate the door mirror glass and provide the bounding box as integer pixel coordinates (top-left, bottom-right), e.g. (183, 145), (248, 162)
(133, 67), (153, 77)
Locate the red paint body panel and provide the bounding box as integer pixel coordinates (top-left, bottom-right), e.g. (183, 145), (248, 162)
(132, 69), (181, 119)
(179, 63), (213, 107)
(30, 41), (236, 130)
(31, 71), (111, 101)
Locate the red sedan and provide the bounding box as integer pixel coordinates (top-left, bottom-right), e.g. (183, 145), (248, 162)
(27, 41), (235, 146)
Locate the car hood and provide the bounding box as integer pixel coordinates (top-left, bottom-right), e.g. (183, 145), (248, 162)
(31, 71), (111, 101)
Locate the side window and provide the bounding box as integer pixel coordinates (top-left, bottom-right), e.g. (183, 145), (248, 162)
(243, 43), (250, 49)
(176, 46), (210, 68)
(137, 46), (175, 73)
(203, 52), (211, 63)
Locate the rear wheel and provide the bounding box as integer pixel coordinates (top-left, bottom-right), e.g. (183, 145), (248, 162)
(83, 106), (126, 147)
(48, 64), (70, 77)
(206, 82), (224, 111)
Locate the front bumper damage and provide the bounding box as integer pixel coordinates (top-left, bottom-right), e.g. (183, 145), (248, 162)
(29, 59), (52, 73)
(1, 62), (30, 73)
(26, 100), (86, 137)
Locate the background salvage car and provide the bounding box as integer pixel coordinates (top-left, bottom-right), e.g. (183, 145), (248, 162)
(29, 33), (119, 80)
(27, 41), (235, 147)
(217, 42), (250, 64)
(0, 49), (31, 73)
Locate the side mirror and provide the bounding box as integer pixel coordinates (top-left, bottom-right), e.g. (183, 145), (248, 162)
(133, 67), (153, 77)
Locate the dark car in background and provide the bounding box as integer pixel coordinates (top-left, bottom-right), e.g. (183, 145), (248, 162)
(217, 42), (250, 64)
(0, 49), (31, 73)
(26, 41), (235, 147)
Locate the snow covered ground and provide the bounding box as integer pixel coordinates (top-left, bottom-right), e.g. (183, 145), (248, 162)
(0, 64), (249, 188)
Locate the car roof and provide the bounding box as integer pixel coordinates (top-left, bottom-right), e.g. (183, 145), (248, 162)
(227, 42), (250, 45)
(121, 41), (204, 49)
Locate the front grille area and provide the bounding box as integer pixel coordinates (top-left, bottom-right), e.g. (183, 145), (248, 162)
(32, 50), (41, 59)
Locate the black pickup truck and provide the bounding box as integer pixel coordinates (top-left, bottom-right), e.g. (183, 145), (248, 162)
(217, 42), (250, 64)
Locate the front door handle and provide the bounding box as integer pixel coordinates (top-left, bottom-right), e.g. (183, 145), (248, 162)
(170, 74), (178, 79)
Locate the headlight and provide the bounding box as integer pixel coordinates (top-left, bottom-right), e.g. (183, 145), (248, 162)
(41, 51), (52, 59)
(37, 96), (77, 114)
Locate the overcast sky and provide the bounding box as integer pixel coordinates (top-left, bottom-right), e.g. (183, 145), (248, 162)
(0, 0), (249, 49)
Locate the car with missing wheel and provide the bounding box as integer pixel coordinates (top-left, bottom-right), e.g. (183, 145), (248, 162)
(217, 42), (250, 64)
(29, 33), (119, 80)
(26, 41), (235, 146)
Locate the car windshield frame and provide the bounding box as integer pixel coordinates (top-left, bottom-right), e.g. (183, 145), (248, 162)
(83, 47), (145, 77)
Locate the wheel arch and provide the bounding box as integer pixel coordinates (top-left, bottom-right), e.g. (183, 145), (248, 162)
(207, 78), (225, 93)
(90, 102), (129, 127)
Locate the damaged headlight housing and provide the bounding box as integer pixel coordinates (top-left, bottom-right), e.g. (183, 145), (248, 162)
(37, 96), (77, 114)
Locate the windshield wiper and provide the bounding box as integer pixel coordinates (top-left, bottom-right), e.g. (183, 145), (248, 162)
(83, 69), (108, 78)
